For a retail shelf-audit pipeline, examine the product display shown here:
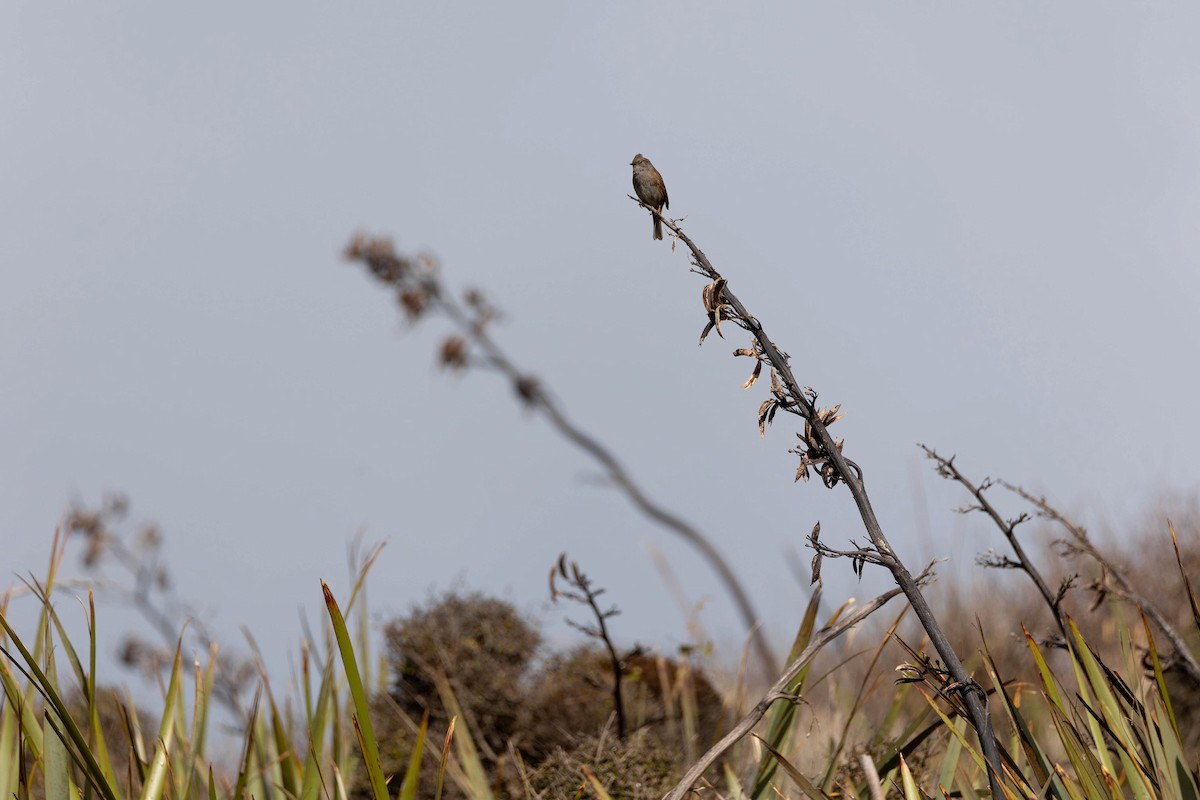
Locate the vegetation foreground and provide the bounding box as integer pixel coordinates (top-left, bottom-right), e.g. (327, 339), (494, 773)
(3, 507), (1200, 800)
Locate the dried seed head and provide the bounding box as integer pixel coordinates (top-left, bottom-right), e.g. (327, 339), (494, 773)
(343, 232), (369, 260)
(514, 375), (541, 405)
(439, 336), (469, 370)
(398, 288), (428, 320)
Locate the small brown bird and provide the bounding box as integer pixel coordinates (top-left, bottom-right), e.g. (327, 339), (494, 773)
(631, 154), (669, 240)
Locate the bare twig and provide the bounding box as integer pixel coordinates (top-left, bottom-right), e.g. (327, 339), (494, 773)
(550, 554), (629, 740)
(638, 199), (1005, 799)
(664, 587), (903, 800)
(1003, 481), (1200, 685)
(920, 446), (1069, 642)
(343, 235), (779, 678)
(922, 445), (1200, 689)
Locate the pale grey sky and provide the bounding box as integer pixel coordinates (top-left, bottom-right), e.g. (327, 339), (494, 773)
(3, 4), (1199, 694)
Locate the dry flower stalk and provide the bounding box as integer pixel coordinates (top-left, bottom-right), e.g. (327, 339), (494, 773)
(631, 195), (1006, 799)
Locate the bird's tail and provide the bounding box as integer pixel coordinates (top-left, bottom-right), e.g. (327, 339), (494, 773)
(652, 213), (663, 240)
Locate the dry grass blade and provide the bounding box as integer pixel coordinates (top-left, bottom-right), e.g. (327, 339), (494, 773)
(434, 716), (455, 800)
(1168, 520), (1200, 637)
(750, 733), (828, 800)
(665, 587), (902, 800)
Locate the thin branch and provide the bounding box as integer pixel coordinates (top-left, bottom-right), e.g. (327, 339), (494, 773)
(639, 199), (1005, 799)
(1003, 481), (1200, 685)
(550, 554), (629, 740)
(920, 446), (1068, 642)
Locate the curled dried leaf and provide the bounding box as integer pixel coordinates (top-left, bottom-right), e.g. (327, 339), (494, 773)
(816, 404), (846, 426)
(700, 279), (731, 340)
(757, 399), (776, 438)
(809, 522), (822, 584)
(822, 461), (840, 489)
(742, 359), (763, 390)
(701, 279), (727, 313)
(711, 305), (727, 339)
(770, 370), (788, 403)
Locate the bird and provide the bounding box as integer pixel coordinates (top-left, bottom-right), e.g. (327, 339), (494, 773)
(631, 154), (669, 240)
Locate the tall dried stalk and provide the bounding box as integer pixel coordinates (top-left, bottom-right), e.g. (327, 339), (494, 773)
(636, 198), (1005, 798)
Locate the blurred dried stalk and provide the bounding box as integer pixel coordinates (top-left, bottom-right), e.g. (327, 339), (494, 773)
(64, 494), (256, 715)
(343, 233), (779, 679)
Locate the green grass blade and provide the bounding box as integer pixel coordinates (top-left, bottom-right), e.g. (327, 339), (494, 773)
(42, 648), (72, 800)
(981, 645), (1058, 799)
(265, 684), (300, 800)
(1046, 704), (1112, 800)
(1023, 629), (1065, 714)
(431, 674), (492, 799)
(1168, 521), (1200, 637)
(232, 688), (262, 800)
(137, 642), (181, 800)
(0, 611), (118, 800)
(0, 642), (46, 761)
(1066, 620), (1153, 799)
(581, 765), (613, 800)
(433, 717), (454, 800)
(722, 764), (747, 800)
(0, 675), (20, 800)
(179, 650), (215, 800)
(750, 733), (828, 800)
(914, 688), (990, 782)
(751, 589), (822, 799)
(821, 606), (907, 792)
(322, 581), (389, 800)
(1141, 611), (1180, 742)
(898, 754), (920, 800)
(298, 658), (335, 800)
(84, 593), (119, 799)
(936, 715), (967, 794)
(397, 712), (429, 800)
